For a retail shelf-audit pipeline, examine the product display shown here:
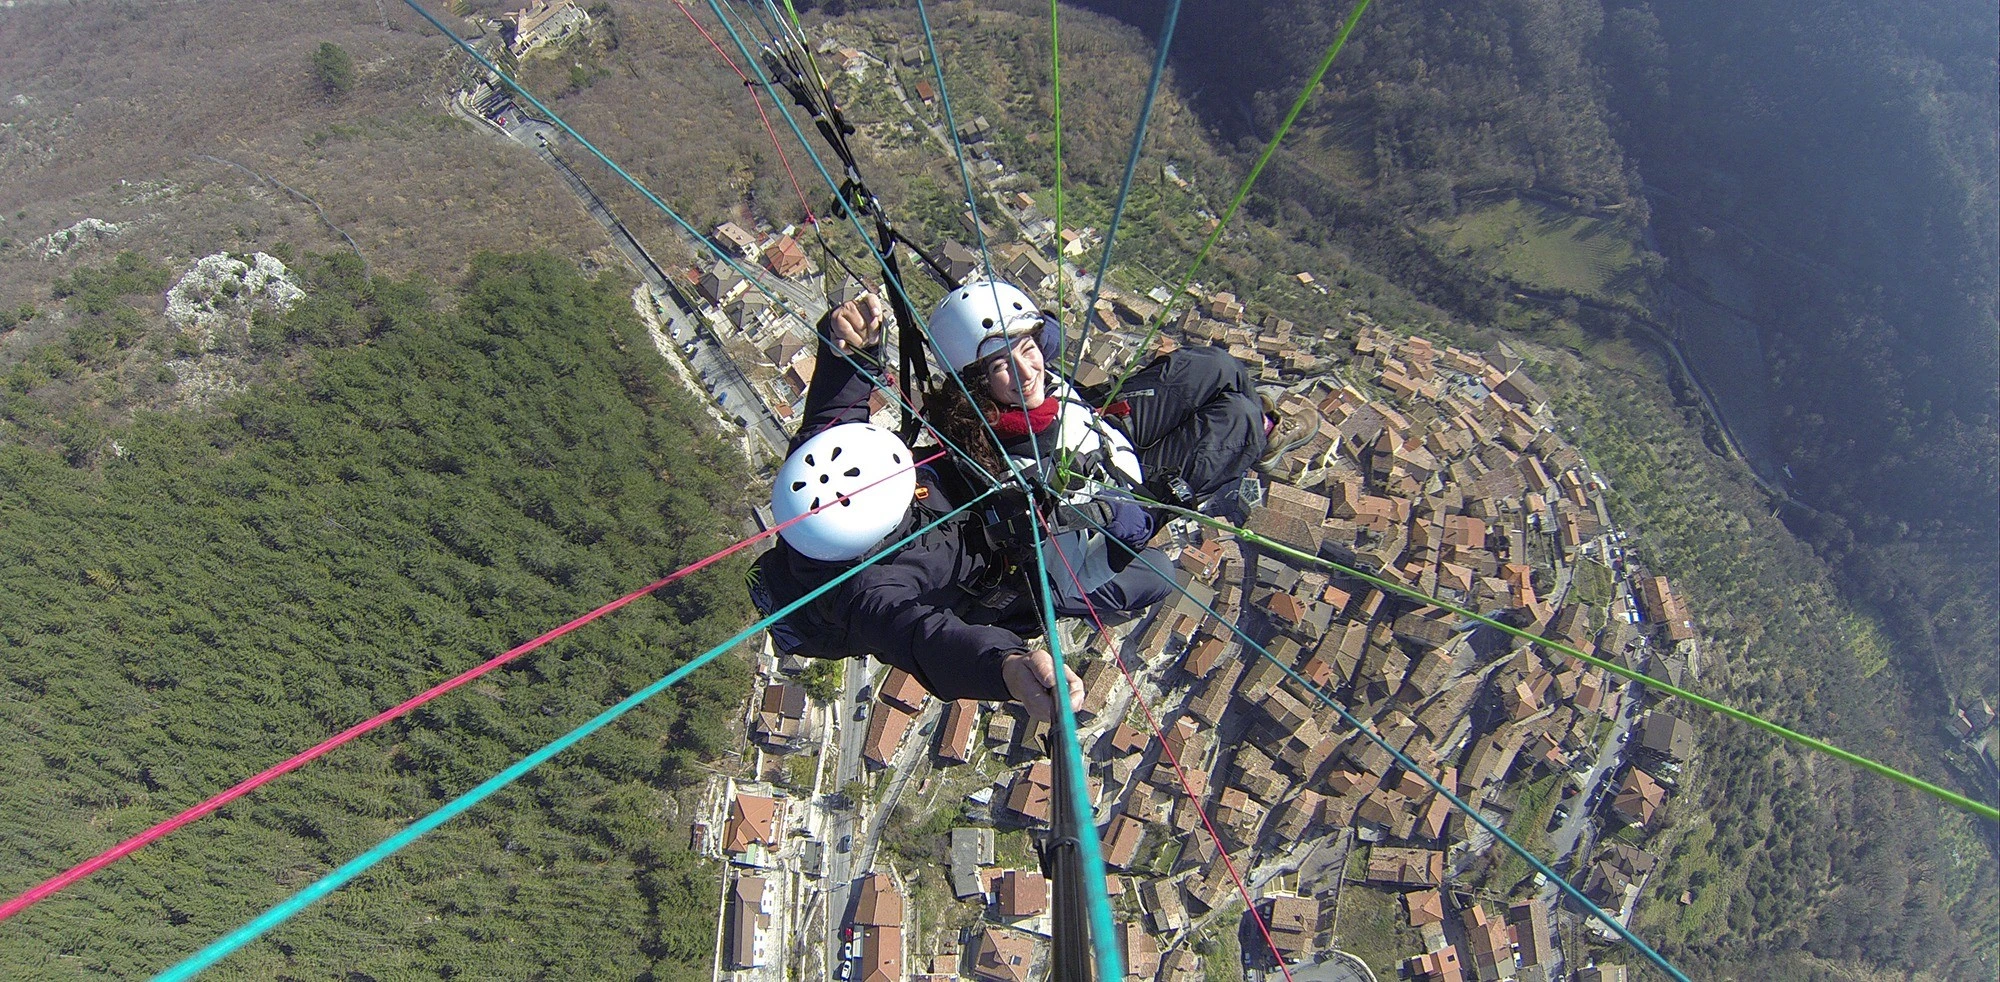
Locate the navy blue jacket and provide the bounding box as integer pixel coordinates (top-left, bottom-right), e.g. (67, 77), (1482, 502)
(751, 333), (1026, 702)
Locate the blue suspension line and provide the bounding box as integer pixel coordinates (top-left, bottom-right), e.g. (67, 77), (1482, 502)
(914, 0), (999, 280)
(1077, 513), (1696, 982)
(697, 31), (1116, 979)
(1070, 0), (1184, 378)
(396, 0), (803, 327)
(701, 0), (1031, 489)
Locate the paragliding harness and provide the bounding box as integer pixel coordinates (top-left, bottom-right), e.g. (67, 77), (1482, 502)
(760, 37), (953, 444)
(763, 28), (1104, 972)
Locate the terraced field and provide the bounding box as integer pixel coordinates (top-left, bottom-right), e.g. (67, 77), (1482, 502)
(1430, 197), (1645, 302)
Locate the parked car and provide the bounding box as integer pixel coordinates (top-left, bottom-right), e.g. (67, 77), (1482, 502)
(834, 961), (851, 981)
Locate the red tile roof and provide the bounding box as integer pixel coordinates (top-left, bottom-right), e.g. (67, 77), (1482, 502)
(937, 699), (977, 763)
(996, 869), (1047, 917)
(855, 872), (904, 926)
(864, 705), (914, 767)
(722, 793), (778, 855)
(880, 667), (928, 713)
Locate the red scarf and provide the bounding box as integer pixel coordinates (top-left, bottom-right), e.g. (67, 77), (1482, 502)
(987, 397), (1061, 440)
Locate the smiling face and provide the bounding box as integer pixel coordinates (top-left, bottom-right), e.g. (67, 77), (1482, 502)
(980, 334), (1047, 409)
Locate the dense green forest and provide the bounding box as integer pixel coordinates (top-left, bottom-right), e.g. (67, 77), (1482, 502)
(1620, 0), (1999, 702)
(0, 0), (1991, 978)
(0, 253), (753, 978)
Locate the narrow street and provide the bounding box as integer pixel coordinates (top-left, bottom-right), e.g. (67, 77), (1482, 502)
(819, 661), (873, 982)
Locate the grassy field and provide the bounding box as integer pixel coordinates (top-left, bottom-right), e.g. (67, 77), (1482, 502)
(1572, 557), (1616, 608)
(1480, 774), (1564, 899)
(1334, 880), (1422, 978)
(1634, 810), (1731, 951)
(1428, 198), (1645, 301)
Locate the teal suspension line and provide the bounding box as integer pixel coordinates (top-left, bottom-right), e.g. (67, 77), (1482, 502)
(154, 488), (1000, 980)
(1105, 0), (1374, 405)
(1069, 0), (1183, 379)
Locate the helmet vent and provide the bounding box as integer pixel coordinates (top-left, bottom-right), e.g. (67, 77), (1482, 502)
(1012, 301), (1023, 310)
(844, 467), (861, 477)
(892, 452), (903, 464)
(791, 480), (807, 491)
(839, 497), (853, 507)
(819, 474), (831, 483)
(803, 453), (816, 466)
(829, 445), (844, 461)
(810, 496), (822, 510)
(982, 317), (994, 329)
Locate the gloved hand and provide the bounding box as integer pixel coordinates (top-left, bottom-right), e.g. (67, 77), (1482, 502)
(1056, 497), (1152, 548)
(1102, 499), (1154, 547)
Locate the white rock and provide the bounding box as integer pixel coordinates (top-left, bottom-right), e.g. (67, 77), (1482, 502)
(165, 252), (307, 348)
(37, 217), (125, 260)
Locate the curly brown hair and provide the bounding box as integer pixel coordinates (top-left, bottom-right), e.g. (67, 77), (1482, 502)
(920, 378), (1010, 482)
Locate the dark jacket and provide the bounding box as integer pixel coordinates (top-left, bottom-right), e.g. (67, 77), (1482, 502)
(751, 330), (1027, 702)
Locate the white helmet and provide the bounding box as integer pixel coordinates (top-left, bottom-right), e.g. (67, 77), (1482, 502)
(772, 422), (918, 561)
(928, 279), (1044, 373)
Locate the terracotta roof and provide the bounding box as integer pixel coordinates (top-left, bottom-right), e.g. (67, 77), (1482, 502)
(1461, 903), (1512, 976)
(972, 927), (1036, 982)
(1102, 813), (1146, 869)
(760, 682), (807, 718)
(1405, 888), (1445, 927)
(1103, 722), (1148, 757)
(1407, 944), (1466, 982)
(855, 872), (904, 926)
(1006, 760), (1054, 822)
(937, 699), (978, 763)
(722, 793), (778, 855)
(1265, 894), (1318, 953)
(864, 705), (914, 767)
(860, 924), (902, 982)
(1367, 846), (1445, 887)
(1611, 766), (1667, 826)
(1508, 899), (1554, 968)
(997, 869), (1048, 916)
(1120, 923), (1160, 978)
(880, 667), (928, 713)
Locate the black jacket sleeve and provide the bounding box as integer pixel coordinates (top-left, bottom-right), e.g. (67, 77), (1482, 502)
(832, 562), (1025, 703)
(792, 319), (885, 452)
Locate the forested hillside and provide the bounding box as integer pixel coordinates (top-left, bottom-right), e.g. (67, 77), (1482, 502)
(1620, 0), (1999, 700)
(1074, 0), (1998, 700)
(0, 0), (1991, 977)
(0, 253), (751, 978)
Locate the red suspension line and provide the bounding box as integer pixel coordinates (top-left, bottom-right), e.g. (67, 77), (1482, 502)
(673, 0), (819, 225)
(0, 449), (944, 923)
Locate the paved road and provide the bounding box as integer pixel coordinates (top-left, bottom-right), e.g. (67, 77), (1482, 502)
(1533, 634), (1647, 981)
(856, 698), (939, 874)
(820, 662), (872, 981)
